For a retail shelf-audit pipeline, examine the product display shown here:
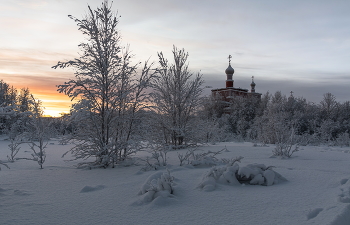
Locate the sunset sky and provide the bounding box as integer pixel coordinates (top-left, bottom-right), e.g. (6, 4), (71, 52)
(1, 0), (350, 116)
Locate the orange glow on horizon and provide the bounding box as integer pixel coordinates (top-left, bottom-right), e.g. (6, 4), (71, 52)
(0, 48), (77, 117)
(25, 88), (73, 117)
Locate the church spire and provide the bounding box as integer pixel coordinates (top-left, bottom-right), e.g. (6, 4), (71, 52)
(225, 55), (234, 88)
(250, 76), (256, 93)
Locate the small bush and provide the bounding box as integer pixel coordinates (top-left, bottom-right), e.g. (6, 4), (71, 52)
(273, 127), (299, 158)
(138, 169), (175, 203)
(177, 147), (229, 167)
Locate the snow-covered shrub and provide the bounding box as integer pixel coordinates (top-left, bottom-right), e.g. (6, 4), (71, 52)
(140, 144), (170, 171)
(0, 160), (10, 170)
(138, 169), (175, 203)
(336, 132), (350, 147)
(252, 143), (269, 147)
(273, 143), (299, 158)
(198, 164), (241, 191)
(295, 133), (321, 146)
(317, 119), (340, 145)
(150, 145), (169, 167)
(220, 156), (244, 166)
(198, 162), (286, 191)
(273, 127), (299, 158)
(177, 147), (228, 167)
(7, 136), (21, 162)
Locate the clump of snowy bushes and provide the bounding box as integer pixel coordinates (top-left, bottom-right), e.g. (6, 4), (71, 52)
(141, 146), (232, 171)
(140, 144), (170, 171)
(177, 147), (229, 166)
(137, 169), (175, 204)
(198, 162), (286, 191)
(336, 132), (350, 147)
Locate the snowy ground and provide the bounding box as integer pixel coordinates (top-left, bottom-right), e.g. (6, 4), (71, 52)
(1, 138), (350, 225)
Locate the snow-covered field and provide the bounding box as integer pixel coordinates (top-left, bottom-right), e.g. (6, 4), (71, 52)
(1, 139), (350, 225)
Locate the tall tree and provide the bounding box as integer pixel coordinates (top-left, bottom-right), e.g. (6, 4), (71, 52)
(53, 1), (156, 167)
(319, 92), (338, 120)
(18, 87), (31, 113)
(151, 46), (204, 146)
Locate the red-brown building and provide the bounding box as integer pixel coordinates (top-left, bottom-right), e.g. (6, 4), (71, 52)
(211, 58), (261, 101)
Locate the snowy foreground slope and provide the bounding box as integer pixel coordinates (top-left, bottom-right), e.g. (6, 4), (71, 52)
(1, 140), (350, 225)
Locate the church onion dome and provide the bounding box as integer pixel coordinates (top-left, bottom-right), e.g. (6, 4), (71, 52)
(225, 64), (234, 74)
(251, 76), (256, 86)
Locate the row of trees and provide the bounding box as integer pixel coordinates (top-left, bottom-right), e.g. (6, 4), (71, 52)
(0, 81), (53, 168)
(210, 91), (350, 147)
(0, 81), (34, 134)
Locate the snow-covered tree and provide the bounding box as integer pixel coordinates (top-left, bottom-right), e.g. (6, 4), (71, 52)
(319, 92), (338, 121)
(18, 95), (51, 169)
(18, 87), (31, 113)
(53, 1), (156, 167)
(151, 46), (204, 147)
(0, 80), (17, 108)
(0, 80), (18, 133)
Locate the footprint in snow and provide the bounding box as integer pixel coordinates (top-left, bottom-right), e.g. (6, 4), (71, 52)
(13, 190), (30, 196)
(340, 178), (349, 185)
(80, 185), (106, 193)
(307, 208), (323, 220)
(338, 187), (350, 203)
(0, 187), (7, 196)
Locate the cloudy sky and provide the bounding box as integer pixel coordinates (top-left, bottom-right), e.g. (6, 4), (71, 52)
(1, 0), (350, 116)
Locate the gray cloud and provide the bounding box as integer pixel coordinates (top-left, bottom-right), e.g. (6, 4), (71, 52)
(1, 0), (350, 113)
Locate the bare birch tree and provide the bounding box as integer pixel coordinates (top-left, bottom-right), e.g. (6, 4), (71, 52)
(151, 46), (204, 147)
(52, 1), (156, 167)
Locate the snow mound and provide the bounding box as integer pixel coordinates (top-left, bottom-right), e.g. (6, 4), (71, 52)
(198, 163), (286, 191)
(330, 205), (350, 225)
(136, 169), (175, 204)
(80, 185), (106, 193)
(337, 177), (350, 203)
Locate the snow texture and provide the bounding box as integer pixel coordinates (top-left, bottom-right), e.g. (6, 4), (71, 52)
(1, 140), (350, 225)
